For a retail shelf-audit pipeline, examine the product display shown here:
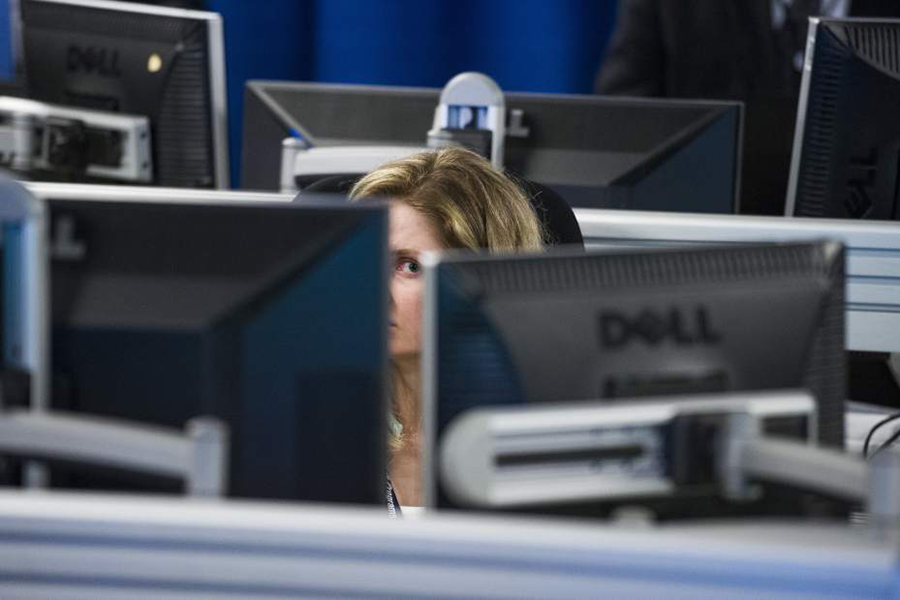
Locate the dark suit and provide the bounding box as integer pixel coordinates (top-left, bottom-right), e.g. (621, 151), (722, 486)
(596, 0), (900, 215)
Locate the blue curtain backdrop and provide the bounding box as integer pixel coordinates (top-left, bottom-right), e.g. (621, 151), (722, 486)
(206, 0), (616, 187)
(1, 0), (617, 187)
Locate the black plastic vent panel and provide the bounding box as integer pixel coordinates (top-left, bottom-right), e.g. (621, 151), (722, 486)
(843, 22), (900, 77)
(447, 243), (840, 295)
(155, 25), (215, 188)
(795, 24), (853, 217)
(22, 1), (193, 43)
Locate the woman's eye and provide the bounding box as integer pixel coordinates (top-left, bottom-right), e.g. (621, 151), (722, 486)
(396, 258), (421, 276)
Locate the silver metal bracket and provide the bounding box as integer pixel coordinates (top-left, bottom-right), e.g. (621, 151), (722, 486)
(438, 390), (815, 508)
(0, 96), (152, 183)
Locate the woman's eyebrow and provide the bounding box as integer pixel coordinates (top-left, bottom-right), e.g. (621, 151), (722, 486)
(391, 247), (421, 256)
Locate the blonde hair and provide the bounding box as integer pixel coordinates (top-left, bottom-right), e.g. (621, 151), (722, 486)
(350, 146), (544, 252)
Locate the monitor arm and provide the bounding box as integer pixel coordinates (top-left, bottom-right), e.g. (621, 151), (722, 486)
(437, 389), (900, 524)
(0, 409), (229, 497)
(720, 411), (900, 527)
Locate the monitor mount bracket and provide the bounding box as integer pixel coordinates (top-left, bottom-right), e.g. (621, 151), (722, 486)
(0, 96), (152, 184)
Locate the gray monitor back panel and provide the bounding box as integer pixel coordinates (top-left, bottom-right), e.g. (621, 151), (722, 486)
(242, 81), (742, 214)
(576, 209), (900, 353)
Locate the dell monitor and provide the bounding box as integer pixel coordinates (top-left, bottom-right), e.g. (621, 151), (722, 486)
(18, 0), (229, 188)
(787, 18), (900, 220)
(424, 241), (846, 515)
(27, 192), (387, 504)
(242, 81), (742, 214)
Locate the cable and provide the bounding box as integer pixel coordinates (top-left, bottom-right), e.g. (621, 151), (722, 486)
(872, 426), (900, 459)
(862, 412), (900, 458)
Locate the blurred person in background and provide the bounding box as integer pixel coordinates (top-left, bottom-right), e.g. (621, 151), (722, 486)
(596, 0), (900, 216)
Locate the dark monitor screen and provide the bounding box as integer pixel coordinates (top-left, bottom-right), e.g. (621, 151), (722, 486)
(426, 241), (846, 514)
(242, 81), (742, 214)
(788, 18), (900, 220)
(40, 196), (388, 505)
(19, 0), (229, 188)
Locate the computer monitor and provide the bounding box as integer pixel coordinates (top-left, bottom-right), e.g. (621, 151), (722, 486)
(25, 188), (387, 504)
(17, 0), (230, 188)
(787, 18), (900, 220)
(424, 241), (846, 514)
(242, 81), (742, 214)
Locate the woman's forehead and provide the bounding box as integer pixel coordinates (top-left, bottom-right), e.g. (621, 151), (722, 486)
(389, 203), (444, 252)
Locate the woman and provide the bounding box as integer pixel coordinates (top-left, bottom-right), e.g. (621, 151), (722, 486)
(350, 146), (544, 507)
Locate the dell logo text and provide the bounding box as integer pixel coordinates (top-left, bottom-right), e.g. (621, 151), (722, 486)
(599, 307), (722, 348)
(66, 46), (123, 78)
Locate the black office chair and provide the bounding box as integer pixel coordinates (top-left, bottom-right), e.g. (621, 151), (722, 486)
(511, 176), (584, 248)
(297, 173), (584, 249)
(300, 173), (361, 195)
